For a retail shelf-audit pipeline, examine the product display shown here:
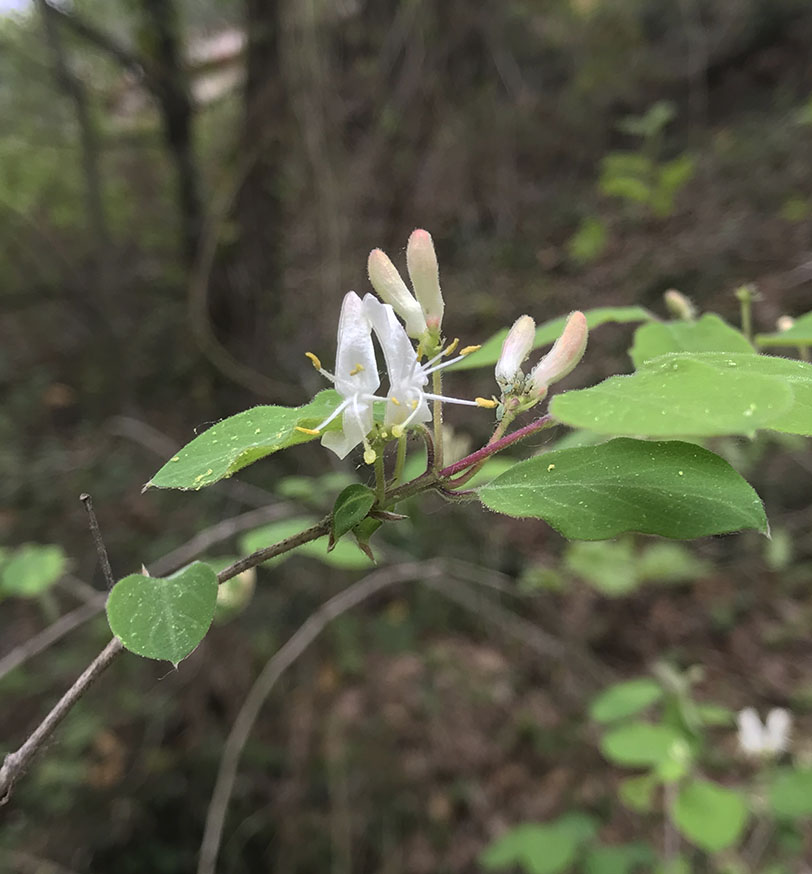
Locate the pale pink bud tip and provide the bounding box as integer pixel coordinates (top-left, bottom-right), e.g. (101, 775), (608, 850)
(367, 248), (427, 338)
(407, 229), (444, 330)
(529, 311), (588, 396)
(495, 314), (536, 389)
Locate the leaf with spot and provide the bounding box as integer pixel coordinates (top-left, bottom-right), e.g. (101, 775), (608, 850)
(106, 562), (218, 664)
(629, 314), (753, 368)
(145, 390), (346, 491)
(477, 438), (767, 540)
(550, 354), (796, 437)
(453, 306), (652, 371)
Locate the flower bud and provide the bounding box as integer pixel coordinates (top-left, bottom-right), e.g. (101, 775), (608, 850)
(495, 315), (536, 390)
(406, 229), (444, 330)
(664, 289), (696, 321)
(777, 315), (795, 332)
(528, 311), (588, 397)
(368, 248), (427, 339)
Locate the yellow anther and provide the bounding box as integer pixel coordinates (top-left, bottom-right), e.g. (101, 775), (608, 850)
(410, 399), (418, 409)
(443, 338), (460, 357)
(416, 343), (424, 359)
(349, 363), (365, 376)
(475, 397), (499, 409)
(363, 447), (377, 464)
(390, 396), (401, 406)
(295, 426), (321, 435)
(391, 425), (404, 438)
(305, 352), (322, 370)
(460, 345), (481, 356)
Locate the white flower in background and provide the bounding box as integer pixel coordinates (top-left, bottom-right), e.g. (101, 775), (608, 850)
(299, 291), (380, 462)
(737, 707), (792, 756)
(495, 314), (536, 392)
(527, 310), (588, 400)
(362, 294), (488, 436)
(367, 229), (445, 339)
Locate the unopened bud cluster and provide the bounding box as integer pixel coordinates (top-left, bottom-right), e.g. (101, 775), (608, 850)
(495, 311), (588, 412)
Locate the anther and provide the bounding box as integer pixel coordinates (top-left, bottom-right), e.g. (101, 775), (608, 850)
(460, 345), (481, 356)
(390, 396), (401, 406)
(349, 363), (365, 376)
(295, 426), (321, 435)
(305, 352), (322, 370)
(443, 338), (460, 357)
(475, 397), (499, 409)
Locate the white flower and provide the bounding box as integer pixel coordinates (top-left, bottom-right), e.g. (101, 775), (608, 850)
(528, 311), (588, 400)
(368, 248), (428, 339)
(737, 707), (791, 756)
(301, 291), (380, 461)
(495, 315), (536, 392)
(406, 229), (444, 331)
(362, 294), (487, 435)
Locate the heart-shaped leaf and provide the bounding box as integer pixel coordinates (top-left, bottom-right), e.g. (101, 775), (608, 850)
(629, 314), (753, 368)
(106, 562), (218, 664)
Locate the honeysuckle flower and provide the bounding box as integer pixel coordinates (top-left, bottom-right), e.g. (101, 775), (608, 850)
(528, 310), (588, 400)
(368, 248), (428, 339)
(495, 315), (536, 392)
(737, 707), (791, 756)
(362, 294), (492, 436)
(406, 229), (444, 331)
(300, 291), (380, 462)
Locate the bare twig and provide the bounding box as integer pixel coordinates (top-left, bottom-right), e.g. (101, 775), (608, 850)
(0, 596), (106, 683)
(0, 636), (123, 803)
(79, 493), (115, 589)
(197, 561), (442, 874)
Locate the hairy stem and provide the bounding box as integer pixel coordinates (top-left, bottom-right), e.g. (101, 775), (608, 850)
(392, 432), (407, 484)
(431, 369), (443, 471)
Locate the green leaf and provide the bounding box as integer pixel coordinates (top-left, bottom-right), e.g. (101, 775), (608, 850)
(551, 354), (795, 437)
(106, 562), (218, 664)
(636, 542), (709, 585)
(331, 484), (375, 544)
(453, 307), (652, 371)
(590, 679), (663, 723)
(567, 216), (608, 265)
(769, 768), (812, 818)
(601, 722), (684, 767)
(477, 438), (767, 541)
(671, 779), (748, 852)
(146, 390), (346, 491)
(618, 774), (657, 812)
(629, 314), (753, 368)
(565, 540), (640, 595)
(756, 311), (812, 348)
(0, 544), (67, 597)
(240, 517), (372, 569)
(481, 813), (597, 874)
(583, 843), (655, 874)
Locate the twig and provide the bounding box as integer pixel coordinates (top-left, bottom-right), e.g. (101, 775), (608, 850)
(196, 561), (442, 874)
(0, 596), (106, 683)
(79, 493), (115, 589)
(0, 637), (123, 803)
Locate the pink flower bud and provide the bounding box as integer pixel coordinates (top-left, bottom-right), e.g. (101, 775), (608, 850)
(406, 229), (444, 330)
(528, 311), (588, 397)
(367, 248), (427, 338)
(495, 315), (536, 390)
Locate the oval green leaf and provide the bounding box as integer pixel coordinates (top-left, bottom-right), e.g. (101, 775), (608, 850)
(601, 722), (684, 767)
(481, 814), (597, 874)
(769, 768), (812, 818)
(550, 356), (794, 437)
(454, 306), (652, 371)
(0, 544), (67, 597)
(629, 314), (753, 368)
(146, 390), (345, 491)
(590, 679), (663, 723)
(106, 561), (218, 664)
(671, 779), (748, 852)
(331, 484), (376, 543)
(477, 438), (767, 541)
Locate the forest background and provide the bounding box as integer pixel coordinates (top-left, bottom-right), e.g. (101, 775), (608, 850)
(1, 0), (812, 871)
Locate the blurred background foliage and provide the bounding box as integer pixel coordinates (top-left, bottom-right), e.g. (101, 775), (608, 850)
(1, 0), (812, 871)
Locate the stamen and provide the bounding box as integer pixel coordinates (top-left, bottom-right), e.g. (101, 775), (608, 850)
(312, 397), (351, 432)
(349, 363), (365, 376)
(305, 352), (322, 370)
(460, 345), (481, 356)
(475, 397), (499, 409)
(443, 338), (460, 357)
(295, 426), (321, 435)
(423, 392), (480, 407)
(391, 396), (401, 406)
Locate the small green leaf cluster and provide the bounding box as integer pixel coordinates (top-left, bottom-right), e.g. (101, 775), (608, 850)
(0, 543), (67, 599)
